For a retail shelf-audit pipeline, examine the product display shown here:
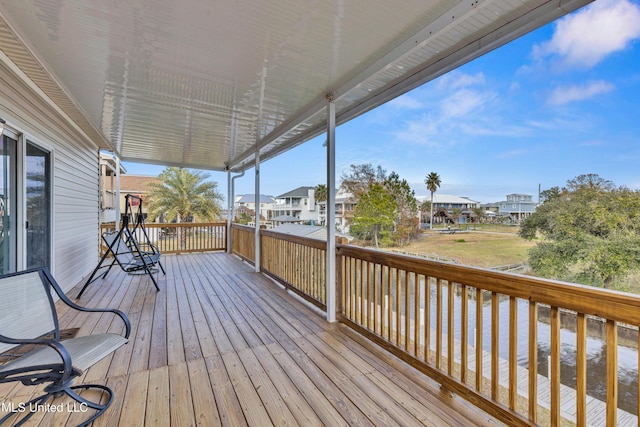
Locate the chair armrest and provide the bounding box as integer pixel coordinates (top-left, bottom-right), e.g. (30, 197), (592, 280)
(41, 269), (131, 339)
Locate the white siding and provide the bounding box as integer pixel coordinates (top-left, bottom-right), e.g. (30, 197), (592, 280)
(0, 61), (101, 293)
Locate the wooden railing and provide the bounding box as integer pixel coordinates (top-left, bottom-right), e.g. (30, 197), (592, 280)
(261, 229), (326, 310)
(336, 244), (640, 427)
(227, 225), (640, 426)
(99, 222), (227, 255)
(230, 224), (255, 263)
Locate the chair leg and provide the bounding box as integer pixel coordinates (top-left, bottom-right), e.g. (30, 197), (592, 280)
(0, 384), (114, 427)
(0, 393), (54, 426)
(64, 383), (114, 427)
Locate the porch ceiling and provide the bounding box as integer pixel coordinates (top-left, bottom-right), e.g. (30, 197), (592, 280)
(0, 0), (592, 172)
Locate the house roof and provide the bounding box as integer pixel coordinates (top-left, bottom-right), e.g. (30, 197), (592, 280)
(277, 186), (315, 199)
(0, 1), (591, 173)
(418, 194), (480, 205)
(235, 195), (276, 204)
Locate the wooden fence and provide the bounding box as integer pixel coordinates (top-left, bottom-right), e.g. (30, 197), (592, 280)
(261, 229), (326, 310)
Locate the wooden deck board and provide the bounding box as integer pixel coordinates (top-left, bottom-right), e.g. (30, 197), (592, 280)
(3, 252), (500, 426)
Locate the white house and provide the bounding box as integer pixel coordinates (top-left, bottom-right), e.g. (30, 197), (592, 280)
(317, 192), (356, 233)
(273, 186), (317, 223)
(234, 194), (277, 220)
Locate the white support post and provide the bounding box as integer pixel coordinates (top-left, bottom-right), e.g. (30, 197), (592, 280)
(114, 153), (121, 232)
(229, 170), (245, 254)
(326, 95), (337, 322)
(254, 150), (261, 272)
(226, 169), (232, 254)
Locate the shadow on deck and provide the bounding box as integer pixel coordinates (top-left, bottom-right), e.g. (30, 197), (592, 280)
(0, 252), (499, 426)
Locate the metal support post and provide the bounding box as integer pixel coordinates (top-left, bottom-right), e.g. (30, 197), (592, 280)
(254, 150), (261, 272)
(326, 95), (337, 322)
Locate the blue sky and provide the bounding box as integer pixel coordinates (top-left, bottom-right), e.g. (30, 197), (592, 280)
(124, 0), (640, 204)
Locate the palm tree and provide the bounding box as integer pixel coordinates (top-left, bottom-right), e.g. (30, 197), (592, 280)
(147, 167), (224, 249)
(314, 184), (328, 203)
(424, 172), (441, 230)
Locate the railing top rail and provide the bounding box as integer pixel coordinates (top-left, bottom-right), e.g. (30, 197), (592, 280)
(231, 223), (256, 232)
(261, 229), (327, 250)
(101, 221), (227, 228)
(145, 222), (227, 228)
(336, 243), (640, 326)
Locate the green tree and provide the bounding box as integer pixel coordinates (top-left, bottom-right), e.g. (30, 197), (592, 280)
(419, 200), (431, 225)
(520, 174), (640, 289)
(314, 184), (327, 203)
(471, 207), (485, 224)
(424, 172), (441, 230)
(147, 167), (224, 249)
(340, 163), (387, 199)
(351, 182), (397, 248)
(384, 172), (419, 245)
(451, 208), (462, 226)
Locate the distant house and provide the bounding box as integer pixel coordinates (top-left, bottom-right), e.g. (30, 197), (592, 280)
(273, 186), (317, 223)
(498, 193), (537, 223)
(317, 192), (356, 233)
(418, 194), (480, 224)
(234, 194), (276, 221)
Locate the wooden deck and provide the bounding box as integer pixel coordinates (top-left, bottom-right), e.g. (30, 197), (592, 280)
(0, 252), (500, 426)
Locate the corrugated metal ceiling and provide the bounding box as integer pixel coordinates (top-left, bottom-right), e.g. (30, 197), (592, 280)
(0, 0), (593, 172)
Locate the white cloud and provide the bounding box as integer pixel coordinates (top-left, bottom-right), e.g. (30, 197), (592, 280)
(533, 0), (640, 69)
(440, 89), (489, 118)
(547, 80), (615, 105)
(387, 94), (424, 109)
(436, 71), (486, 90)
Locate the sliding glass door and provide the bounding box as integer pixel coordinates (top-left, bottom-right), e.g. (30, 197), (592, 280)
(25, 142), (51, 269)
(0, 134), (16, 274)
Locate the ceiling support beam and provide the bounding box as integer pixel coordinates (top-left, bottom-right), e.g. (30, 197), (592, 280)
(326, 95), (336, 323)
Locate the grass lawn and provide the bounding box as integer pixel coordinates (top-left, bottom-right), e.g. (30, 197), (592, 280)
(401, 228), (536, 268)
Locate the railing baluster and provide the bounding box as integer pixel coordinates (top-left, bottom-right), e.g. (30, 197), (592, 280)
(550, 306), (560, 426)
(509, 296), (517, 411)
(436, 278), (442, 370)
(528, 302), (538, 423)
(374, 264), (384, 336)
(461, 284), (468, 384)
(476, 289), (483, 393)
(576, 313), (586, 427)
(386, 266), (392, 342)
(396, 269), (401, 346)
(491, 292), (499, 401)
(424, 277), (431, 363)
(367, 263), (378, 332)
(414, 273), (420, 357)
(606, 319), (618, 426)
(405, 270), (410, 351)
(448, 281), (454, 376)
